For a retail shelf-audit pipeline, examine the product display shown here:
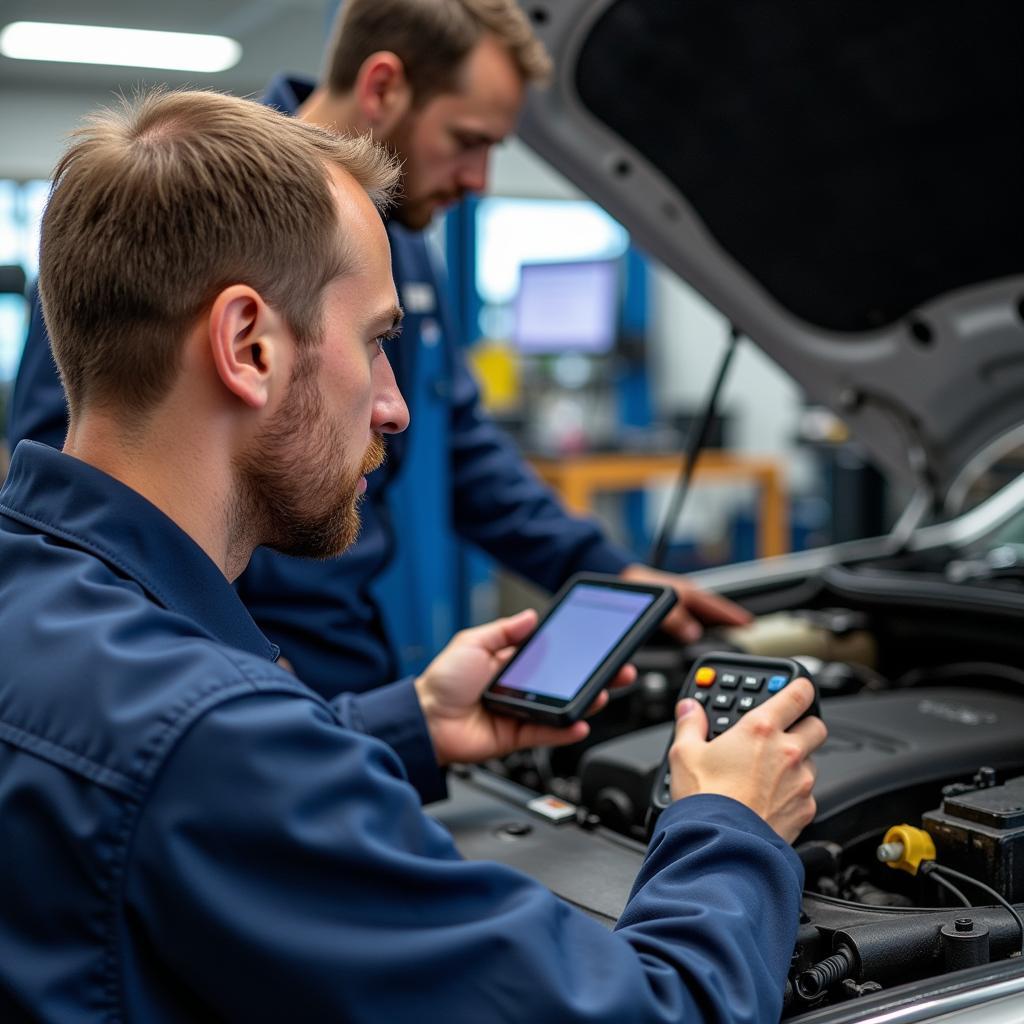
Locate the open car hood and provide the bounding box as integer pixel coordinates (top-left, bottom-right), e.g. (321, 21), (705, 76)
(517, 0), (1024, 514)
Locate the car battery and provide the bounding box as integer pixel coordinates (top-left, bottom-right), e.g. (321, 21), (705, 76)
(923, 776), (1024, 903)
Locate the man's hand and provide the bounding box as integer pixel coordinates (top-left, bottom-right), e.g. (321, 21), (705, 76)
(667, 678), (827, 843)
(414, 609), (636, 767)
(620, 563), (752, 644)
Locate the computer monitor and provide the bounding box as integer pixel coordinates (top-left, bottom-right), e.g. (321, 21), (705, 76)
(512, 259), (620, 355)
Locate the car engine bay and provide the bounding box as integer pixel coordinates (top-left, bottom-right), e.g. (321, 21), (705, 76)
(438, 554), (1024, 1017)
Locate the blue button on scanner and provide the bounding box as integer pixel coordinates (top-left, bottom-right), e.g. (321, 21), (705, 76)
(767, 675), (788, 693)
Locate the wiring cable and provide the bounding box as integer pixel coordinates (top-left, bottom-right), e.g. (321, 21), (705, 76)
(924, 862), (1024, 955)
(924, 868), (971, 908)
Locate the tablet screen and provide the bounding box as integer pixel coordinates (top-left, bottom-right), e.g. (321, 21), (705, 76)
(495, 583), (655, 701)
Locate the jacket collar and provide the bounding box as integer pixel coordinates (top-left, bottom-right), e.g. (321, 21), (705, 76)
(262, 73), (315, 118)
(0, 442), (278, 662)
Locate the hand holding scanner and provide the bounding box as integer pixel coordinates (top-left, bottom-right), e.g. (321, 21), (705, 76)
(651, 652), (821, 812)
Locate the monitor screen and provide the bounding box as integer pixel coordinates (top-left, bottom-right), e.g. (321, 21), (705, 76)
(512, 259), (620, 355)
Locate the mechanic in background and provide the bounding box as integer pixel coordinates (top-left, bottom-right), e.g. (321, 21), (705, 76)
(7, 0), (751, 698)
(0, 89), (826, 1022)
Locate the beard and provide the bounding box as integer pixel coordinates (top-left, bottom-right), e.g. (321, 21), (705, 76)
(393, 196), (437, 232)
(233, 348), (386, 561)
(386, 114), (462, 231)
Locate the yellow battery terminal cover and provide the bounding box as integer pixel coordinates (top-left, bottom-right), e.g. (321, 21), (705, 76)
(883, 824), (936, 875)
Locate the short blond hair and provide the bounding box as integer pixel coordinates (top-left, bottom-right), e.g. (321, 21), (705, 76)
(39, 89), (400, 418)
(324, 0), (552, 103)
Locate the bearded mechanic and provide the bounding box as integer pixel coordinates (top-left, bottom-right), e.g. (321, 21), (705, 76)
(7, 0), (752, 696)
(0, 88), (826, 1021)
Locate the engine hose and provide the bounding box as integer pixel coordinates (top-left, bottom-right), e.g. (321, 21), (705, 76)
(795, 947), (854, 1001)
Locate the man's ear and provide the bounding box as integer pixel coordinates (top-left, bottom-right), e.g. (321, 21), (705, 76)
(207, 285), (286, 410)
(355, 50), (413, 135)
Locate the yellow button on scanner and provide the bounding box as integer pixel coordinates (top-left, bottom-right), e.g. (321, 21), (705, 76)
(694, 667), (717, 688)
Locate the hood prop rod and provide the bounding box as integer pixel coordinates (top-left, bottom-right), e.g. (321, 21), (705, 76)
(649, 325), (741, 570)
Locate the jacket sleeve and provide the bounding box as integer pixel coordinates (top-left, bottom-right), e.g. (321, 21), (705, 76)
(126, 691), (803, 1024)
(447, 350), (633, 591)
(6, 283), (69, 452)
(333, 676), (447, 804)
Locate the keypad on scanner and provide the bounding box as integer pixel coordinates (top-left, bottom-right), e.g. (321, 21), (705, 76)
(651, 654), (817, 812)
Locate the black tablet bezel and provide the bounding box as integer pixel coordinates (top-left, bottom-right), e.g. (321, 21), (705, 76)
(481, 573), (677, 728)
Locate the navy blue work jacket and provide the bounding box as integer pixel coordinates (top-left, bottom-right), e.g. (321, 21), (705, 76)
(0, 441), (803, 1022)
(7, 74), (631, 697)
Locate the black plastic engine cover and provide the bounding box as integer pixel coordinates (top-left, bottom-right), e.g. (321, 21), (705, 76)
(578, 688), (1024, 844)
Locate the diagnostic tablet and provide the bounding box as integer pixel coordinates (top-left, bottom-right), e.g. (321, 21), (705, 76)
(482, 573), (676, 727)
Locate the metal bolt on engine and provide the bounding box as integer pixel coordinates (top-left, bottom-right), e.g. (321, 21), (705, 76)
(877, 841), (904, 863)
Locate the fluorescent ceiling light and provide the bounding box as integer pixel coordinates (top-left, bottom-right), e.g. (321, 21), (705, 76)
(0, 21), (242, 73)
